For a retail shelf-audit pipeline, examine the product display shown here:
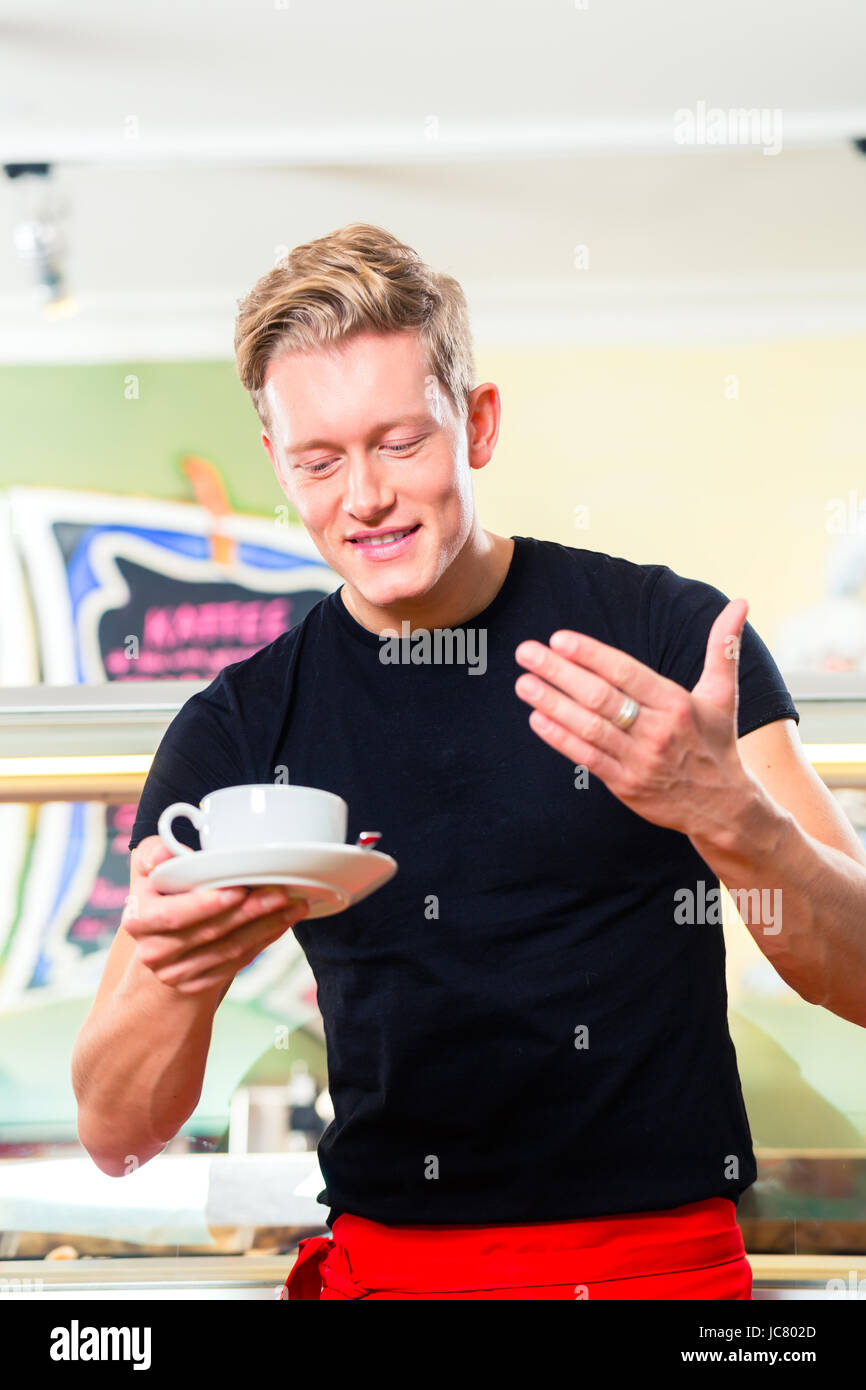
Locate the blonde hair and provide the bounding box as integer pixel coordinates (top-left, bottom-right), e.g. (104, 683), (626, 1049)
(234, 222), (476, 437)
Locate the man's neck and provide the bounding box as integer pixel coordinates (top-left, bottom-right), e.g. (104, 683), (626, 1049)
(339, 529), (515, 636)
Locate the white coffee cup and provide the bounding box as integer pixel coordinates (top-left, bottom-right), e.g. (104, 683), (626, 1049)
(157, 784), (348, 856)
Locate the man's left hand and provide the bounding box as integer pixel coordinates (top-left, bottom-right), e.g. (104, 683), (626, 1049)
(514, 598), (756, 844)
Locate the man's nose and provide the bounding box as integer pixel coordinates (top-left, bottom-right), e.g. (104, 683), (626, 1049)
(342, 451), (395, 516)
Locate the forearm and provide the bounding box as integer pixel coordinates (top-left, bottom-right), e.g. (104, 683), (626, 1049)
(72, 952), (224, 1175)
(688, 774), (866, 1028)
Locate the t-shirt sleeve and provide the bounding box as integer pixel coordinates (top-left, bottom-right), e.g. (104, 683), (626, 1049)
(644, 564), (800, 738)
(127, 672), (251, 854)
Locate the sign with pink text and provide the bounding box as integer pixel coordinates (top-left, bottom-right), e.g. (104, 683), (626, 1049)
(8, 486), (337, 683)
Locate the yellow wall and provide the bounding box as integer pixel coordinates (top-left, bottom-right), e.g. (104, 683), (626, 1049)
(474, 337), (866, 652)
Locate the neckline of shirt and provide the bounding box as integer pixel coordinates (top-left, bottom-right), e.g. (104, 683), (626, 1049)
(326, 534), (530, 650)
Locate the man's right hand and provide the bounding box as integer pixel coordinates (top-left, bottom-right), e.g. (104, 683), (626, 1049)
(122, 835), (310, 996)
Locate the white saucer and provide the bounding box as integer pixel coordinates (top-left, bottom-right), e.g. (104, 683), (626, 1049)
(149, 842), (397, 919)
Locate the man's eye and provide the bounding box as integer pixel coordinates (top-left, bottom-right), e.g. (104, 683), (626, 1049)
(384, 438), (422, 454)
(298, 457), (338, 475)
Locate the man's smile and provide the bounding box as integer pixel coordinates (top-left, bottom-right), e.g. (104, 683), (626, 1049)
(347, 523), (422, 556)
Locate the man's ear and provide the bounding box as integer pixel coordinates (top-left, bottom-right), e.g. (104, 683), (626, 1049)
(262, 429), (283, 486)
(465, 381), (501, 472)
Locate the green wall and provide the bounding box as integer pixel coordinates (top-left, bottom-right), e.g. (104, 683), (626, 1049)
(0, 361), (290, 517)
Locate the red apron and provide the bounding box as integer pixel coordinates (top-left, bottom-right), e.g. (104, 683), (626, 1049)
(280, 1196), (752, 1300)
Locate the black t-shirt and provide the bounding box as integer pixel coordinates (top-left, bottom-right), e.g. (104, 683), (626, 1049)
(128, 534), (799, 1227)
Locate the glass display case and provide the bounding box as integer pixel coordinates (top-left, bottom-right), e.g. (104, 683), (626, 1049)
(0, 675), (864, 1299)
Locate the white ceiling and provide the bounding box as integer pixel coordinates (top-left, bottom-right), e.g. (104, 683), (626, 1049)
(1, 0), (865, 359)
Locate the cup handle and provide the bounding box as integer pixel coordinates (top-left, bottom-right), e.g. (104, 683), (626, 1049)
(158, 802), (204, 856)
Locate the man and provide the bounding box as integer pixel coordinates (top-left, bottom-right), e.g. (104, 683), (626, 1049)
(72, 223), (866, 1300)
